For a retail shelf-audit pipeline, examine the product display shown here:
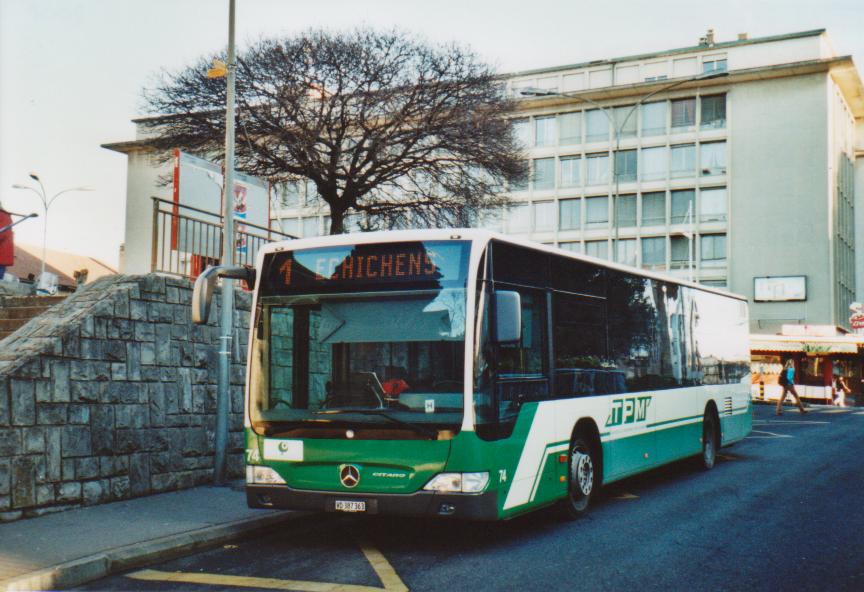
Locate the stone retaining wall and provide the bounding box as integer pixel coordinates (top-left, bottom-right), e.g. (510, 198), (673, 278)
(0, 274), (250, 521)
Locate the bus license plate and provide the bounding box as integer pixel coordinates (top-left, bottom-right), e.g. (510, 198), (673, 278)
(334, 500), (366, 512)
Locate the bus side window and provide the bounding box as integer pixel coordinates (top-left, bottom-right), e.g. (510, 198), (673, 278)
(495, 287), (549, 423)
(496, 288), (546, 376)
(552, 294), (614, 396)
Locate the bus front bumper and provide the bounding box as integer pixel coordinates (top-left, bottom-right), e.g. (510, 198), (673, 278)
(246, 484), (499, 520)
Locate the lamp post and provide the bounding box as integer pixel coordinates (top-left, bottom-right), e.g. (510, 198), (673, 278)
(12, 174), (93, 277)
(208, 0), (237, 485)
(521, 70), (728, 266)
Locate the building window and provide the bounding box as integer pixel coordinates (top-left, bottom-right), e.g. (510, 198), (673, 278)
(345, 213), (364, 233)
(586, 153), (610, 185)
(640, 146), (667, 181)
(701, 95), (726, 129)
(616, 194), (637, 228)
(670, 189), (695, 224)
(282, 218), (301, 236)
(585, 109), (609, 142)
(700, 142), (727, 176)
(559, 198), (581, 230)
(511, 161), (529, 192)
(585, 240), (608, 260)
(535, 116), (556, 147)
(702, 57), (727, 73)
(559, 241), (583, 253)
(278, 182), (301, 208)
(700, 234), (727, 266)
(304, 179), (319, 206)
(616, 238), (637, 267)
(585, 196), (609, 227)
(670, 235), (691, 269)
(700, 187), (727, 222)
(670, 144), (695, 178)
(513, 118), (531, 147)
(533, 201), (555, 231)
(614, 150), (638, 183)
(302, 216), (320, 237)
(641, 191), (666, 226)
(641, 101), (667, 136)
(560, 156), (582, 187)
(558, 112), (581, 144)
(508, 203), (530, 233)
(641, 236), (666, 269)
(475, 208), (503, 232)
(671, 98), (696, 130)
(613, 106), (638, 139)
(533, 158), (555, 190)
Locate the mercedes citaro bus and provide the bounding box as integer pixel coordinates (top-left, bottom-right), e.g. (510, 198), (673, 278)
(192, 229), (751, 520)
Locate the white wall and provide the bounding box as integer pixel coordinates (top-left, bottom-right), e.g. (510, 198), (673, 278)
(121, 150), (172, 274)
(728, 73), (830, 332)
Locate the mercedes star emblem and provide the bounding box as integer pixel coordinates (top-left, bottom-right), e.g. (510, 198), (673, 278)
(339, 464), (360, 488)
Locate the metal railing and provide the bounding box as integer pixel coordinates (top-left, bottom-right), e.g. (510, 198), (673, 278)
(151, 197), (295, 278)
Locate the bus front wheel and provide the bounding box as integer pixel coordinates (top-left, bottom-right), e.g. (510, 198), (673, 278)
(701, 409), (719, 470)
(560, 435), (597, 519)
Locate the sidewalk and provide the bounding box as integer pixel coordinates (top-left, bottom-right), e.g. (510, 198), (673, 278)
(0, 483), (298, 591)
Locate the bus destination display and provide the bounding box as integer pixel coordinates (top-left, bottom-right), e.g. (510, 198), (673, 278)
(260, 240), (469, 295)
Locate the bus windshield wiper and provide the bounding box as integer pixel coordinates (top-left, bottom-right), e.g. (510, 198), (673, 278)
(317, 409), (438, 439)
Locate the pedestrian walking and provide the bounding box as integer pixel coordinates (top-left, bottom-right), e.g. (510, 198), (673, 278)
(0, 202), (14, 279)
(833, 373), (851, 407)
(776, 359), (807, 415)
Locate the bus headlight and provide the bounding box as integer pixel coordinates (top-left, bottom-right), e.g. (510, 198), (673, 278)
(246, 466), (286, 485)
(423, 472), (489, 493)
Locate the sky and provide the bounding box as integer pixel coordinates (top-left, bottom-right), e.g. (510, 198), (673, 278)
(1, 0), (862, 268)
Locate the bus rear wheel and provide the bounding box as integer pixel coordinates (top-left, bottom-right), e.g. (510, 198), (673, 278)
(560, 436), (597, 519)
(701, 410), (719, 470)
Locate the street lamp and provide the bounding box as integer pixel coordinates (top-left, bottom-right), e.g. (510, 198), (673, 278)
(520, 70), (729, 266)
(12, 173), (93, 278)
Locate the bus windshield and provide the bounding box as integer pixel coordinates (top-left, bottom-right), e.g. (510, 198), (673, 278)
(249, 240), (470, 439)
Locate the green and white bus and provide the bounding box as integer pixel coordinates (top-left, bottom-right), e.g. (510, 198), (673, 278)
(194, 230), (751, 520)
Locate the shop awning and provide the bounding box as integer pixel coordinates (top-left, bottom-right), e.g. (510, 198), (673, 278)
(751, 337), (861, 354)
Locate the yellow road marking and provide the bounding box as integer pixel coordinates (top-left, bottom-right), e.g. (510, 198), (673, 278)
(717, 453), (739, 461)
(612, 492), (638, 500)
(128, 569), (382, 591)
(127, 539), (409, 592)
(359, 541), (409, 592)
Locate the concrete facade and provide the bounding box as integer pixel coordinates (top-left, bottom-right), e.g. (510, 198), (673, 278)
(495, 29), (863, 334)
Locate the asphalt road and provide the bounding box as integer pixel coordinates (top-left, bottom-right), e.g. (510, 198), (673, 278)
(80, 404), (864, 592)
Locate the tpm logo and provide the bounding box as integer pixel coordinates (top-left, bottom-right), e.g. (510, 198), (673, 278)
(605, 396), (652, 427)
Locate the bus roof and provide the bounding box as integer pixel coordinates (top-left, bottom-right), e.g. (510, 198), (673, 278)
(257, 228), (747, 302)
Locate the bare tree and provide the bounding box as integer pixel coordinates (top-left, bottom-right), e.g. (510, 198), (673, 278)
(142, 29), (527, 234)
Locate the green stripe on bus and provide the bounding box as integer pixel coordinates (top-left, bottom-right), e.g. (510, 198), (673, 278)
(647, 414), (703, 429)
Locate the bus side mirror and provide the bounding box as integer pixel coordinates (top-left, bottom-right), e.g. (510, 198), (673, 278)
(191, 265), (257, 325)
(494, 291), (522, 344)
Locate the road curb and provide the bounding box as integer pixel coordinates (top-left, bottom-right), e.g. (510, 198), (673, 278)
(1, 510), (302, 591)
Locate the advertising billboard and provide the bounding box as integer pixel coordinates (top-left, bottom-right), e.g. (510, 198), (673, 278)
(753, 276), (807, 302)
(171, 150), (270, 258)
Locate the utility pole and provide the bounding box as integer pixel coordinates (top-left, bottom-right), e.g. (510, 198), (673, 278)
(214, 0), (237, 485)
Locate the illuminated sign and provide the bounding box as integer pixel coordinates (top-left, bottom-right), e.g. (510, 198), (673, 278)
(261, 241), (470, 295)
(851, 303), (864, 330)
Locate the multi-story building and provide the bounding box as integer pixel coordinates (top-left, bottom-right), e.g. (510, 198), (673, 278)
(495, 28), (862, 337)
(105, 28), (864, 390)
